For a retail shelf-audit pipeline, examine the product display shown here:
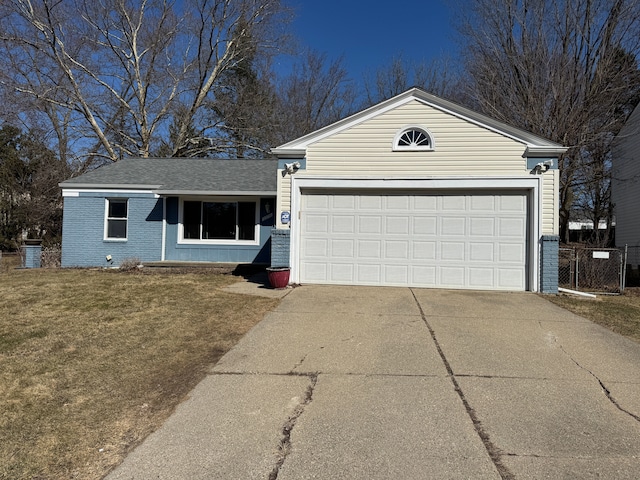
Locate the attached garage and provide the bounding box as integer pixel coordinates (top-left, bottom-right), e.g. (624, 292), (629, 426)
(299, 190), (528, 290)
(272, 88), (566, 293)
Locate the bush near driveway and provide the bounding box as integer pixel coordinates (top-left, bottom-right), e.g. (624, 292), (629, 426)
(0, 266), (278, 480)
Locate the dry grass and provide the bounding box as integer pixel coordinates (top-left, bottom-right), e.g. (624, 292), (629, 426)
(546, 288), (640, 343)
(0, 258), (278, 480)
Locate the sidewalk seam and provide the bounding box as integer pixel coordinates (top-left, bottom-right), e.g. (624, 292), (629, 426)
(410, 289), (515, 480)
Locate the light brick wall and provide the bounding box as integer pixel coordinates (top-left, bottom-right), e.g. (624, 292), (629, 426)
(61, 192), (163, 267)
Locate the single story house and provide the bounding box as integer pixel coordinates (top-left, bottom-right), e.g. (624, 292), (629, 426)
(612, 102), (640, 266)
(60, 88), (567, 292)
(59, 158), (277, 267)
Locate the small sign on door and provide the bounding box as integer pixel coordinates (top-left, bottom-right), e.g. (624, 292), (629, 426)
(592, 251), (610, 259)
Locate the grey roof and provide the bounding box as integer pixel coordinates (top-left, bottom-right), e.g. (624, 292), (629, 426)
(60, 158), (278, 195)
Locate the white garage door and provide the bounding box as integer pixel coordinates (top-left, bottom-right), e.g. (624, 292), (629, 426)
(299, 191), (529, 290)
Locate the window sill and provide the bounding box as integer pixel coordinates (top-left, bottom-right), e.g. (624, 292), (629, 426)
(178, 239), (260, 246)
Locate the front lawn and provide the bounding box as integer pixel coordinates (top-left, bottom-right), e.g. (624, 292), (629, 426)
(546, 288), (640, 343)
(0, 261), (278, 479)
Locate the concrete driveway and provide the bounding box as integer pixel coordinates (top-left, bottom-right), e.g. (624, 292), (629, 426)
(107, 286), (640, 479)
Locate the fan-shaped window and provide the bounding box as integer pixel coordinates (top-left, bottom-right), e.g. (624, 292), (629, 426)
(393, 126), (434, 151)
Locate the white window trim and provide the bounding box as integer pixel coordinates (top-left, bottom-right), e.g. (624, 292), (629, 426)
(177, 196), (261, 246)
(104, 198), (128, 242)
(393, 125), (435, 151)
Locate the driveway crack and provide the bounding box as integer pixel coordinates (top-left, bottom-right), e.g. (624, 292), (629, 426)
(410, 289), (515, 480)
(268, 373), (318, 480)
(545, 325), (640, 424)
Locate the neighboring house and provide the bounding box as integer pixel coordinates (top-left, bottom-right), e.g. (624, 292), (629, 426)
(612, 102), (640, 267)
(271, 88), (566, 292)
(59, 158), (277, 267)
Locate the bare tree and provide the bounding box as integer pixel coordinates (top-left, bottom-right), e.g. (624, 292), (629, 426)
(363, 55), (461, 105)
(274, 50), (358, 143)
(0, 0), (289, 165)
(456, 0), (640, 244)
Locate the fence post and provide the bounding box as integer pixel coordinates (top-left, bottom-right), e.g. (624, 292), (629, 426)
(575, 250), (579, 290)
(622, 245), (628, 292)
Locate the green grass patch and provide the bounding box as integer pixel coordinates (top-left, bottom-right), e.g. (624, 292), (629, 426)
(0, 266), (278, 479)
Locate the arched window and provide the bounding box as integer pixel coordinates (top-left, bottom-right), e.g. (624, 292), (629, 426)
(393, 126), (434, 151)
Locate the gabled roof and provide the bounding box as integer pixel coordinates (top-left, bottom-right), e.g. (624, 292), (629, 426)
(272, 87), (567, 158)
(59, 158), (278, 195)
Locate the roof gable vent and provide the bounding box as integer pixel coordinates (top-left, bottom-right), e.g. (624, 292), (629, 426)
(393, 126), (434, 151)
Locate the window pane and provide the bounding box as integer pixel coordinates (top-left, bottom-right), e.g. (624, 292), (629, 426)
(107, 219), (127, 238)
(183, 201), (201, 239)
(203, 202), (236, 239)
(109, 200), (127, 218)
(238, 202), (256, 240)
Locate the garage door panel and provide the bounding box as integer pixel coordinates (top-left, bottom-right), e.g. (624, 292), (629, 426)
(470, 243), (494, 262)
(498, 269), (525, 289)
(385, 240), (410, 260)
(442, 196), (466, 211)
(358, 216), (382, 234)
(414, 196), (437, 210)
(498, 243), (525, 262)
(441, 217), (466, 235)
(333, 195), (356, 209)
(412, 266), (436, 284)
(386, 196), (410, 210)
(331, 264), (354, 283)
(470, 217), (495, 236)
(470, 195), (495, 211)
(359, 195), (382, 209)
(500, 195), (526, 212)
(358, 240), (381, 258)
(442, 242), (465, 260)
(303, 238), (328, 257)
(384, 264), (410, 284)
(300, 192), (528, 291)
(440, 266), (466, 286)
(331, 215), (355, 233)
(412, 241), (436, 260)
(304, 214), (329, 233)
(331, 239), (354, 258)
(469, 268), (495, 287)
(386, 216), (410, 235)
(357, 264), (381, 283)
(499, 218), (526, 236)
(413, 217), (437, 235)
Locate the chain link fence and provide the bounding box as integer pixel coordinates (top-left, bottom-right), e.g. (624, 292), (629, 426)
(559, 246), (625, 294)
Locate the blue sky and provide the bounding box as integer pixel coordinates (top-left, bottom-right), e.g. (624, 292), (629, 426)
(284, 0), (458, 82)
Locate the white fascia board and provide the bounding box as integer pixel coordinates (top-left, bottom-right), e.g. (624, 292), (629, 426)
(62, 187), (159, 197)
(153, 190), (276, 196)
(288, 175), (542, 291)
(59, 183), (161, 190)
(524, 145), (569, 157)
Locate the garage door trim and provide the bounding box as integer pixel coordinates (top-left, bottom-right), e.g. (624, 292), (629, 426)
(289, 176), (542, 291)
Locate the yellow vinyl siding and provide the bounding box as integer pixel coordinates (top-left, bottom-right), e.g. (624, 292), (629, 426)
(276, 99), (558, 232)
(306, 100), (527, 175)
